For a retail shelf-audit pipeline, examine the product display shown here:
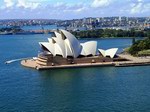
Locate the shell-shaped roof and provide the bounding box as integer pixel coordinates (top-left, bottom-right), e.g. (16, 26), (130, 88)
(60, 29), (81, 58)
(39, 29), (97, 58)
(98, 48), (118, 58)
(80, 41), (97, 56)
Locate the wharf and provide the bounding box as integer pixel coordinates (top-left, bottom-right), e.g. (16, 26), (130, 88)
(21, 54), (150, 70)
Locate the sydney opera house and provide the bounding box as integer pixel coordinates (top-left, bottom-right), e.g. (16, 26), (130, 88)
(35, 29), (120, 66)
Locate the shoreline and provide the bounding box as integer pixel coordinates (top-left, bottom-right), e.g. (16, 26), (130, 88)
(0, 30), (53, 35)
(0, 32), (147, 39)
(21, 54), (150, 70)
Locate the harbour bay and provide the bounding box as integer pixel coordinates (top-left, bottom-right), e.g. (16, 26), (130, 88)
(0, 34), (150, 112)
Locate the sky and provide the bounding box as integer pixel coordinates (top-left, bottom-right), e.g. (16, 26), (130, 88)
(0, 0), (150, 19)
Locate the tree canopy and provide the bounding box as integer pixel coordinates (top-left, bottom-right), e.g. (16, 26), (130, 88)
(128, 37), (150, 56)
(72, 29), (149, 38)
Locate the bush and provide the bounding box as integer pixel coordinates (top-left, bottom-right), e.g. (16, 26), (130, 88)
(128, 38), (150, 56)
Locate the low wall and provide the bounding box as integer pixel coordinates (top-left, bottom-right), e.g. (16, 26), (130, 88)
(40, 55), (114, 66)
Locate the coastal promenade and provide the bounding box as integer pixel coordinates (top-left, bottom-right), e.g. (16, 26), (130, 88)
(114, 54), (150, 67)
(118, 54), (150, 62)
(21, 54), (150, 70)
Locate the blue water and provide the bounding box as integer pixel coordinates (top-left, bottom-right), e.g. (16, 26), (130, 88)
(0, 34), (150, 112)
(22, 25), (65, 31)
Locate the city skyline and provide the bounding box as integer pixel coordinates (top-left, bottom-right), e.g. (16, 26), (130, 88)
(0, 0), (150, 19)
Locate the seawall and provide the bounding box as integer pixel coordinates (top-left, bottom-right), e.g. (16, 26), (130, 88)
(21, 54), (150, 70)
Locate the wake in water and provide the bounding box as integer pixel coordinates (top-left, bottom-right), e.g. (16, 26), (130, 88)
(5, 57), (37, 64)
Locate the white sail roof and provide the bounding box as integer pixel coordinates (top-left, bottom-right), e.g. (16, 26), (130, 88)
(60, 29), (81, 58)
(64, 39), (73, 57)
(54, 44), (63, 56)
(39, 29), (117, 59)
(80, 41), (97, 56)
(98, 48), (118, 58)
(39, 42), (54, 54)
(52, 32), (66, 57)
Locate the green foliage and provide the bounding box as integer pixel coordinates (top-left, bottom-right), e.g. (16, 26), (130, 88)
(0, 27), (23, 33)
(128, 38), (150, 56)
(73, 29), (150, 38)
(146, 30), (150, 39)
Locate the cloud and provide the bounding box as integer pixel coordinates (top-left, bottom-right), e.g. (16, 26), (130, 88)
(130, 0), (150, 14)
(0, 0), (150, 19)
(130, 2), (143, 14)
(4, 0), (15, 8)
(75, 7), (86, 12)
(3, 0), (40, 9)
(27, 0), (48, 2)
(16, 0), (40, 9)
(91, 0), (112, 8)
(50, 2), (87, 13)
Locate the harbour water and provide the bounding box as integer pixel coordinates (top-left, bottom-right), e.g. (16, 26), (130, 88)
(22, 25), (65, 31)
(0, 34), (150, 112)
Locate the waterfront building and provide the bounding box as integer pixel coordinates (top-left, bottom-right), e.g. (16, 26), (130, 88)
(36, 29), (119, 66)
(21, 29), (150, 70)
